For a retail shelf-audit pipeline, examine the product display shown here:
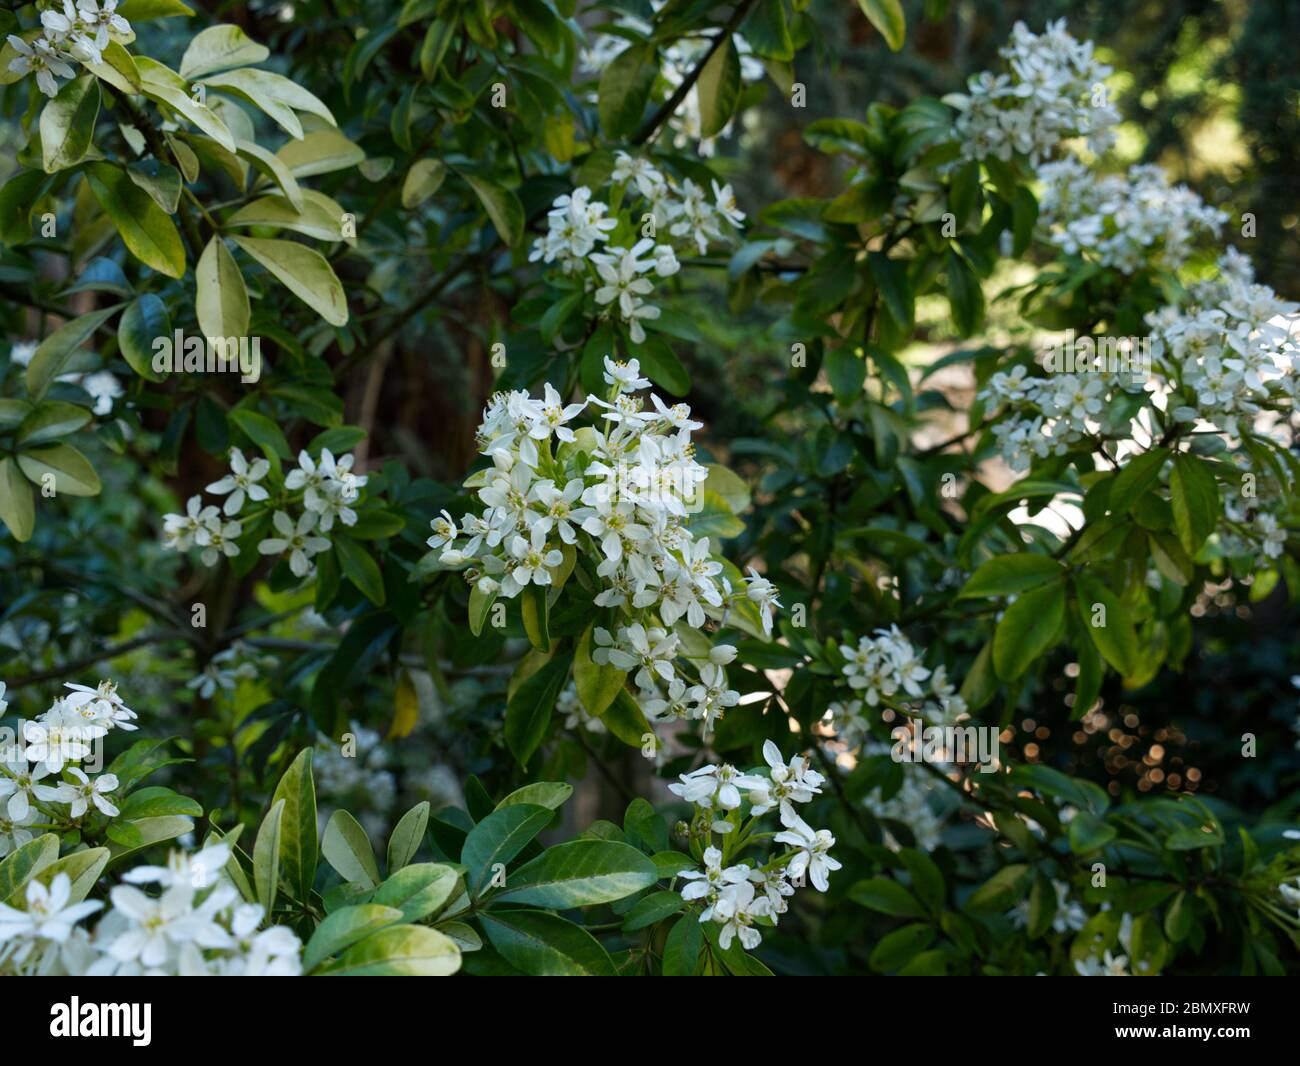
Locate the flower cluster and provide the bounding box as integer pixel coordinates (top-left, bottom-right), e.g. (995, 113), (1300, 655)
(1037, 157), (1228, 273)
(670, 741), (836, 951)
(529, 159), (744, 341)
(1008, 879), (1088, 934)
(187, 641), (277, 699)
(1146, 252), (1299, 438)
(979, 361), (1145, 473)
(433, 359), (755, 739)
(0, 680), (136, 856)
(0, 842), (303, 976)
(834, 627), (967, 726)
(945, 19), (1119, 166)
(314, 723), (397, 841)
(161, 446), (367, 577)
(6, 0), (131, 98)
(577, 8), (764, 155)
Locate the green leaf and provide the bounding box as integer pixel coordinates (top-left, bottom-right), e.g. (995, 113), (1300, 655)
(401, 158), (447, 208)
(16, 401), (91, 447)
(468, 580), (497, 637)
(386, 801), (430, 872)
(574, 623), (625, 717)
(1075, 573), (1140, 677)
(847, 877), (927, 918)
(86, 40), (143, 94)
(253, 797), (284, 914)
(480, 910), (616, 976)
(521, 581), (550, 650)
(226, 191), (350, 244)
(322, 808), (382, 888)
(231, 235), (347, 325)
(135, 56), (236, 152)
(460, 172), (523, 246)
(270, 748), (318, 905)
(118, 0), (194, 19)
(303, 903), (403, 972)
(180, 24), (270, 80)
(40, 75), (100, 173)
(898, 849), (944, 914)
(321, 924), (460, 976)
(0, 169), (55, 245)
(697, 37), (741, 139)
(276, 129), (365, 178)
(965, 864), (1030, 912)
(636, 335), (690, 396)
(0, 458), (35, 542)
(419, 18), (456, 80)
(371, 863), (460, 922)
(0, 834), (59, 902)
(196, 237), (250, 343)
(1068, 811), (1117, 854)
(228, 407), (292, 461)
(1109, 447), (1171, 515)
(26, 306), (119, 400)
(86, 162), (185, 279)
(334, 536), (386, 606)
(235, 139), (304, 211)
(27, 847), (109, 905)
(496, 782), (573, 811)
(957, 553), (1065, 599)
(200, 68), (336, 139)
(945, 250), (983, 336)
(992, 578), (1065, 680)
(16, 443), (101, 497)
(856, 0), (906, 50)
(494, 839), (659, 908)
(462, 804), (554, 894)
(622, 890), (684, 932)
(870, 923), (934, 972)
(117, 786), (202, 819)
(117, 294), (170, 383)
(868, 251), (914, 330)
(504, 648), (573, 767)
(662, 912), (703, 975)
(1170, 453), (1219, 554)
(599, 44), (656, 140)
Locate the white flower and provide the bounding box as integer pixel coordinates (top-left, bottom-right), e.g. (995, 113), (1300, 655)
(257, 510), (330, 577)
(1074, 950), (1130, 976)
(504, 524), (563, 593)
(0, 873), (102, 944)
(60, 767), (120, 818)
(105, 884), (220, 967)
(123, 843), (231, 890)
(427, 509), (459, 550)
(747, 739), (824, 816)
(773, 807), (841, 891)
(79, 370), (121, 415)
(744, 567), (781, 635)
(0, 752), (61, 820)
(712, 879), (768, 950)
(677, 846), (749, 902)
(206, 448), (270, 516)
(711, 181), (745, 227)
(668, 763), (766, 811)
(7, 34), (77, 98)
(162, 495), (220, 552)
(603, 356), (651, 392)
